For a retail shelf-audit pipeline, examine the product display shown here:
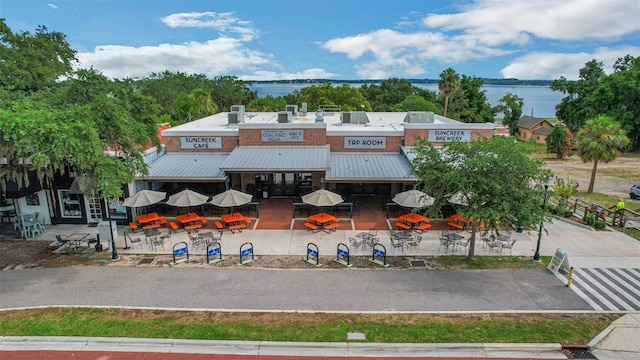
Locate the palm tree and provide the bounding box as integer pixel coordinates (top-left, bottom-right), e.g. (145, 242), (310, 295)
(576, 115), (630, 193)
(438, 68), (460, 118)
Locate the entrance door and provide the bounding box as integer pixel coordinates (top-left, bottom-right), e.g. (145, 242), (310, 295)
(271, 173), (284, 196)
(88, 194), (102, 223)
(284, 173), (295, 196)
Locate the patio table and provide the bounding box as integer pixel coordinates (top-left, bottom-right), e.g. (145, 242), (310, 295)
(176, 213), (202, 226)
(221, 212), (245, 226)
(308, 213), (337, 232)
(137, 212), (161, 224)
(66, 233), (90, 251)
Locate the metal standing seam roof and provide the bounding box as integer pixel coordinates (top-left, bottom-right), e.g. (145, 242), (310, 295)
(326, 152), (417, 182)
(220, 146), (330, 172)
(143, 152), (229, 181)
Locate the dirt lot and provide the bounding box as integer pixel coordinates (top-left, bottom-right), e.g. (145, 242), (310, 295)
(542, 154), (639, 199)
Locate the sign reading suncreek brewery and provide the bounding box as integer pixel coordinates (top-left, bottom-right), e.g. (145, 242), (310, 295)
(180, 137), (222, 149)
(344, 137), (386, 149)
(261, 130), (304, 142)
(429, 130), (471, 142)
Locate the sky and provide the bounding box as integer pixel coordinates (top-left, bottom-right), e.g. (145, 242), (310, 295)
(2, 0), (639, 81)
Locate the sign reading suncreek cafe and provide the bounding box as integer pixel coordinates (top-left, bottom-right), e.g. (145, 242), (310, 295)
(261, 130), (304, 142)
(344, 137), (386, 149)
(429, 130), (471, 142)
(180, 137), (222, 149)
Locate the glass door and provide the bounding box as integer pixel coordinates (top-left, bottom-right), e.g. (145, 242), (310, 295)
(88, 193), (102, 223)
(271, 173), (283, 196)
(284, 173), (295, 196)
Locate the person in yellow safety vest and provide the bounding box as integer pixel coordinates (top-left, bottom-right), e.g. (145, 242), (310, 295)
(615, 198), (625, 226)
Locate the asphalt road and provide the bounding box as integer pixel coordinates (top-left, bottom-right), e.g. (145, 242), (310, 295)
(0, 267), (591, 311)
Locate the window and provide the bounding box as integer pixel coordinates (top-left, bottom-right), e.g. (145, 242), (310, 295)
(58, 190), (82, 218)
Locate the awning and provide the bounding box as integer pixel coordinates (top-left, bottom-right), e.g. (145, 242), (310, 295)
(220, 146), (330, 172)
(325, 152), (417, 182)
(142, 152), (229, 182)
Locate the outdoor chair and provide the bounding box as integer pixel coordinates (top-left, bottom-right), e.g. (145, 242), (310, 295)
(439, 237), (453, 254)
(501, 239), (517, 255)
(406, 234), (422, 252)
(55, 234), (71, 250)
(349, 237), (362, 253)
(487, 240), (503, 255)
(456, 237), (470, 253)
(390, 238), (405, 254)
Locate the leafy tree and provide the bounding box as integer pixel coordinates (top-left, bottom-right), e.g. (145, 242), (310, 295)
(359, 78), (437, 112)
(175, 88), (219, 123)
(588, 55), (640, 151)
(411, 137), (550, 260)
(546, 125), (574, 159)
(210, 75), (257, 112)
(551, 60), (605, 132)
(446, 75), (495, 123)
(299, 83), (371, 111)
(0, 19), (77, 93)
(494, 92), (523, 136)
(438, 68), (460, 117)
(248, 95), (287, 112)
(575, 115), (630, 193)
(390, 95), (440, 113)
(134, 71), (211, 121)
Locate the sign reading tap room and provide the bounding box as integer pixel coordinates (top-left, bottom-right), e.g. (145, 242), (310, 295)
(181, 137), (222, 149)
(261, 130), (304, 142)
(429, 130), (471, 142)
(344, 137), (386, 149)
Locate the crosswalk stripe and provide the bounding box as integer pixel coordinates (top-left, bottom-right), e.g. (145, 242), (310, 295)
(598, 268), (640, 304)
(579, 269), (636, 311)
(559, 267), (640, 312)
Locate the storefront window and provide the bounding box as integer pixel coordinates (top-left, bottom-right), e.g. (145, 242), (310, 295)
(58, 190), (82, 218)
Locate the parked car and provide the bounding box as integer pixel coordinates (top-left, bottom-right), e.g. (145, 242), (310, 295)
(631, 184), (640, 199)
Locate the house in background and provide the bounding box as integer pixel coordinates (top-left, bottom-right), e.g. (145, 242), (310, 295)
(516, 115), (554, 143)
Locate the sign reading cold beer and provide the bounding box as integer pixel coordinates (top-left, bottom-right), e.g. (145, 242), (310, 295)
(429, 130), (471, 142)
(180, 137), (222, 149)
(261, 130), (304, 142)
(344, 137), (386, 149)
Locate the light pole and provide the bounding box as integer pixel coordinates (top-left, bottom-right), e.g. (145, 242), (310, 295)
(534, 177), (553, 262)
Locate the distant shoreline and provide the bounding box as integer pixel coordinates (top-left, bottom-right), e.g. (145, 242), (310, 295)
(248, 79), (553, 86)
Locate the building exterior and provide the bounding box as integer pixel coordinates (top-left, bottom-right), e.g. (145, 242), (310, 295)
(516, 115), (554, 143)
(142, 105), (494, 201)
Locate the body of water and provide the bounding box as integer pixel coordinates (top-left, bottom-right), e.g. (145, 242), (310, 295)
(250, 83), (564, 119)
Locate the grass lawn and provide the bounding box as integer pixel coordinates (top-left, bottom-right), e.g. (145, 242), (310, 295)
(0, 308), (619, 344)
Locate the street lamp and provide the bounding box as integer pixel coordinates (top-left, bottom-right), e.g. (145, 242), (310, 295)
(534, 177), (553, 262)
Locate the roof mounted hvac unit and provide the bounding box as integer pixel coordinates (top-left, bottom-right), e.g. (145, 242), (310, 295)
(315, 110), (324, 123)
(285, 105), (298, 116)
(404, 111), (435, 123)
(228, 111), (240, 124)
(278, 111), (291, 123)
(230, 105), (245, 113)
(342, 111), (369, 124)
(301, 103), (308, 115)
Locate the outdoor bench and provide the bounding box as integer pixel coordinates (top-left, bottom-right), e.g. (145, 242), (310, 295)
(395, 221), (411, 230)
(415, 223), (432, 233)
(304, 222), (319, 232)
(228, 224), (245, 233)
(447, 221), (464, 231)
(215, 221), (226, 233)
(324, 222), (340, 232)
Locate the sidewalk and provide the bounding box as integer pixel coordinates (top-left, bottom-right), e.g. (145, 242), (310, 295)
(4, 218), (639, 359)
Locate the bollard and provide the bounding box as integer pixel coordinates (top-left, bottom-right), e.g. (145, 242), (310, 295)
(567, 267), (574, 288)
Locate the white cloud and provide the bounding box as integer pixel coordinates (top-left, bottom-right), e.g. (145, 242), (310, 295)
(76, 38), (274, 79)
(323, 29), (509, 78)
(238, 68), (338, 81)
(161, 11), (258, 41)
(323, 0), (639, 79)
(500, 46), (640, 80)
(47, 3), (57, 9)
(424, 0), (640, 45)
